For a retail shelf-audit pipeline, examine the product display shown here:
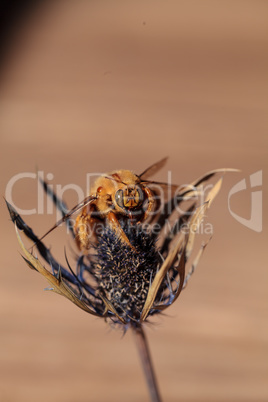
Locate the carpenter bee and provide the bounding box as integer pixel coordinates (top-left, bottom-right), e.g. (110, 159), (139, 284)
(40, 157), (172, 251)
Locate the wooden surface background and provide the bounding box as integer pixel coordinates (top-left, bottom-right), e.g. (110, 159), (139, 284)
(1, 1), (267, 401)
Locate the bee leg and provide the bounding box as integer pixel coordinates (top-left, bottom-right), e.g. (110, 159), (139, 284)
(107, 211), (135, 250)
(74, 205), (98, 250)
(142, 187), (155, 221)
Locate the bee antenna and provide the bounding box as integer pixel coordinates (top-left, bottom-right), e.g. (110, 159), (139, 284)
(37, 195), (97, 243)
(104, 175), (127, 186)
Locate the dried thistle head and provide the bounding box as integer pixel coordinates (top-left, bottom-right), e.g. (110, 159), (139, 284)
(6, 162), (232, 330)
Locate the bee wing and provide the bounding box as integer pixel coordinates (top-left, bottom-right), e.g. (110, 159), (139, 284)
(138, 157), (168, 180)
(140, 167), (238, 213)
(38, 194), (97, 242)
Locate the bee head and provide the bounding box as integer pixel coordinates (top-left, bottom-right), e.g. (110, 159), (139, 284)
(115, 186), (144, 212)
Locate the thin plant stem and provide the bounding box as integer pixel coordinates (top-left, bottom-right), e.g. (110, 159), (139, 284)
(132, 324), (162, 402)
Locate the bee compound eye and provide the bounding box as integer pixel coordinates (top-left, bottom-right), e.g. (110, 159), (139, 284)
(115, 189), (125, 209)
(135, 186), (144, 205)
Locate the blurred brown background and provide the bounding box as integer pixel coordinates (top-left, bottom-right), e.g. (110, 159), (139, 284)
(0, 1), (267, 401)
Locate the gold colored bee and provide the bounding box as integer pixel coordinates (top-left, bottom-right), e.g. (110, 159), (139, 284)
(41, 157), (169, 250)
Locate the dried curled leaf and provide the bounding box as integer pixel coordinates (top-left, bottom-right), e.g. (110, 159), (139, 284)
(15, 224), (99, 317)
(140, 239), (185, 322)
